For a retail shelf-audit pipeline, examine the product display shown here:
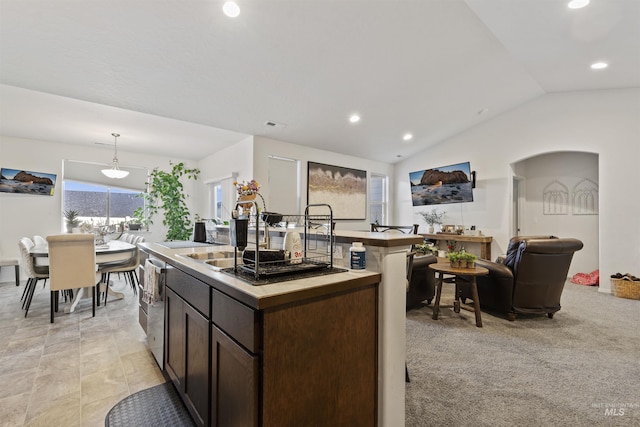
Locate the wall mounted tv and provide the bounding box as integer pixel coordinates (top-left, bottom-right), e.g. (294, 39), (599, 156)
(0, 168), (57, 196)
(409, 161), (473, 206)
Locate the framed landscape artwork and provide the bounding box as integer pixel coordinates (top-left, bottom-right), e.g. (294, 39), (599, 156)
(409, 161), (473, 206)
(0, 168), (57, 196)
(307, 161), (367, 220)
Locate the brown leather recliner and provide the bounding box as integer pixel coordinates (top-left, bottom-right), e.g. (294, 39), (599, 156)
(407, 254), (437, 310)
(459, 236), (583, 320)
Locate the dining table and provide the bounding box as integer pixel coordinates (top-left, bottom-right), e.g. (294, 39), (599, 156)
(30, 239), (137, 313)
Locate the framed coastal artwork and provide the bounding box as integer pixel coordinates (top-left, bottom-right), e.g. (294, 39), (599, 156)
(409, 161), (473, 206)
(0, 168), (57, 196)
(307, 161), (366, 220)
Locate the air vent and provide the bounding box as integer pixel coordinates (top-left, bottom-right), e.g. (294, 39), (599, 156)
(264, 120), (287, 128)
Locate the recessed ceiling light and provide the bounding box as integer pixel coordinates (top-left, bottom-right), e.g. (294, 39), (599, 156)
(591, 62), (608, 70)
(349, 114), (360, 123)
(223, 1), (240, 17)
(403, 133), (413, 141)
(568, 0), (589, 9)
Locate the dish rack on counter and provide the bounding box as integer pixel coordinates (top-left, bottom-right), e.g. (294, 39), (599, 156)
(229, 203), (335, 280)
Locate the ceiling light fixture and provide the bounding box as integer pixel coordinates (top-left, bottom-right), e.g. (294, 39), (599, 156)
(403, 133), (413, 141)
(101, 133), (129, 179)
(223, 1), (240, 18)
(591, 62), (608, 70)
(349, 114), (361, 123)
(568, 0), (589, 9)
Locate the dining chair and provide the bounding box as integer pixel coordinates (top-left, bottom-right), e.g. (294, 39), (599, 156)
(18, 238), (49, 317)
(99, 236), (144, 304)
(46, 234), (101, 323)
(33, 235), (47, 246)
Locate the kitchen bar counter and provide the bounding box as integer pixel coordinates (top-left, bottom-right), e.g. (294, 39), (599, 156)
(140, 241), (381, 426)
(139, 242), (380, 310)
(141, 229), (420, 427)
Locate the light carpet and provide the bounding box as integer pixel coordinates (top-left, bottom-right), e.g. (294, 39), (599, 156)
(405, 282), (639, 426)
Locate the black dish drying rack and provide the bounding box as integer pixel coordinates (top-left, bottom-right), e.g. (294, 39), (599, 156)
(229, 204), (335, 281)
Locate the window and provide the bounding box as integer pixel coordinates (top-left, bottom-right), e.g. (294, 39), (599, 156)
(63, 180), (144, 227)
(207, 176), (236, 221)
(213, 183), (223, 220)
(370, 174), (387, 224)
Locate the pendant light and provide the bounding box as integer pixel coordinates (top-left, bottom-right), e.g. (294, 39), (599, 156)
(101, 133), (129, 179)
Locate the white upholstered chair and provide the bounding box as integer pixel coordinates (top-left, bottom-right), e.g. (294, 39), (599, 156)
(46, 234), (101, 323)
(33, 235), (47, 246)
(18, 238), (49, 317)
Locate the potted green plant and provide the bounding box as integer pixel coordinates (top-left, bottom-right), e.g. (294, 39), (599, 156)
(462, 252), (477, 268)
(140, 161), (200, 240)
(131, 207), (148, 231)
(418, 208), (446, 234)
(448, 251), (477, 268)
(415, 243), (438, 256)
(447, 251), (461, 268)
(63, 209), (80, 233)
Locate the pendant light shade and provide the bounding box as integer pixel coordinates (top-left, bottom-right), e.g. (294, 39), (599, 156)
(101, 133), (129, 179)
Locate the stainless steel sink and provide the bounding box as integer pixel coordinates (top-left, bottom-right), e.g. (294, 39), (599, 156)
(179, 251), (235, 261)
(178, 250), (240, 270)
(204, 258), (238, 268)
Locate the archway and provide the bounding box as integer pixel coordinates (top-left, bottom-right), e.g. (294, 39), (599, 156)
(510, 151), (599, 276)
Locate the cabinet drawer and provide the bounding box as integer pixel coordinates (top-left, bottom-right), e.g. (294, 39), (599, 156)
(211, 288), (259, 353)
(166, 267), (211, 319)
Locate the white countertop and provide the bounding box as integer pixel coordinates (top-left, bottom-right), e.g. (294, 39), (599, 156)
(141, 242), (380, 309)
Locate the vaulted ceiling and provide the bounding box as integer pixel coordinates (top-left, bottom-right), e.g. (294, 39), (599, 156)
(1, 0), (638, 163)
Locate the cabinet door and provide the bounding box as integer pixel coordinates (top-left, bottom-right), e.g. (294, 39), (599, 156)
(184, 303), (210, 427)
(211, 324), (258, 427)
(165, 287), (185, 389)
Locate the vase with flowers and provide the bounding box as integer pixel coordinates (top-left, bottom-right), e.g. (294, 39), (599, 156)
(234, 179), (265, 211)
(418, 208), (446, 234)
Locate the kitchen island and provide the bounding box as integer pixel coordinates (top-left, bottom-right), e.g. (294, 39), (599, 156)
(140, 228), (420, 427)
(140, 241), (381, 427)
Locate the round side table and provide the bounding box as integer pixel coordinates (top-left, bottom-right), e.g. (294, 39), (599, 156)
(429, 262), (489, 327)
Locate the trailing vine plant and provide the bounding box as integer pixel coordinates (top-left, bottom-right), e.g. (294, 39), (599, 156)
(140, 161), (200, 241)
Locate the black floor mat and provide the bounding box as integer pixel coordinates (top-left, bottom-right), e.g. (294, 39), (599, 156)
(105, 381), (196, 427)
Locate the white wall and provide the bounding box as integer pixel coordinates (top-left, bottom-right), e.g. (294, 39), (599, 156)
(252, 136), (395, 231)
(195, 136), (254, 218)
(516, 151), (599, 275)
(394, 89), (640, 292)
(0, 135), (192, 282)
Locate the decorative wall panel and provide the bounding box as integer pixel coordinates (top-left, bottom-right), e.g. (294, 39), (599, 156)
(543, 180), (569, 215)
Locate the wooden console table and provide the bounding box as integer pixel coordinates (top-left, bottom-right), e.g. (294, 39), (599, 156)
(421, 233), (493, 260)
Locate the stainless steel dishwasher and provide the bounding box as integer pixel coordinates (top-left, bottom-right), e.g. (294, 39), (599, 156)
(144, 257), (167, 369)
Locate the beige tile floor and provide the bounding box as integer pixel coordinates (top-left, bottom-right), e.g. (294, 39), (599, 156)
(0, 276), (166, 426)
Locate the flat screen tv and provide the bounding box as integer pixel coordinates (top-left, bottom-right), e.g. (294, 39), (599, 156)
(409, 161), (473, 206)
(0, 168), (57, 196)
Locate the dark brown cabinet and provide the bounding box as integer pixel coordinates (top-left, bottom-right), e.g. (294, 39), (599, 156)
(165, 269), (211, 427)
(156, 253), (378, 427)
(184, 303), (210, 427)
(210, 324), (258, 427)
(165, 287), (185, 388)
